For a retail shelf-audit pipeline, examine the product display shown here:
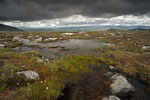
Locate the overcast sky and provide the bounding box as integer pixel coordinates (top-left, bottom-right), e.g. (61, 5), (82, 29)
(0, 0), (150, 27)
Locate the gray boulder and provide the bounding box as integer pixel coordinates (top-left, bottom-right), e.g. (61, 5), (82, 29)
(0, 44), (5, 48)
(13, 36), (38, 46)
(16, 70), (39, 80)
(102, 95), (121, 100)
(20, 38), (38, 46)
(110, 74), (135, 95)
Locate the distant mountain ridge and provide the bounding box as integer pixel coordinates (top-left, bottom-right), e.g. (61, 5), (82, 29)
(0, 24), (22, 31)
(0, 24), (150, 31)
(130, 28), (150, 31)
(20, 26), (150, 31)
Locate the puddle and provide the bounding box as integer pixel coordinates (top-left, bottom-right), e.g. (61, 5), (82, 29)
(12, 39), (108, 59)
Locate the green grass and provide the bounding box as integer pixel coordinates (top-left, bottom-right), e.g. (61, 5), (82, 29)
(0, 48), (103, 100)
(0, 30), (150, 99)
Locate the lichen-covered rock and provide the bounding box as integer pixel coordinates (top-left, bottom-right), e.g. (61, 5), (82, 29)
(102, 95), (121, 100)
(16, 70), (39, 80)
(110, 74), (135, 95)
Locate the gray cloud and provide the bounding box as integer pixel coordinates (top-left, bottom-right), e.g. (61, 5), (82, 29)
(1, 15), (150, 27)
(0, 0), (150, 21)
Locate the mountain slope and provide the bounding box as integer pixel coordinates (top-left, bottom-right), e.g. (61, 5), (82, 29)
(130, 28), (150, 31)
(0, 24), (22, 31)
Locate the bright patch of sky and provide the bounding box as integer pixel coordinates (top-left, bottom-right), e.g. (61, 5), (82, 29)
(0, 15), (150, 28)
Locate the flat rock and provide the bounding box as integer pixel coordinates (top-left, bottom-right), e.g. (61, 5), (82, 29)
(102, 95), (121, 100)
(16, 70), (39, 80)
(110, 74), (135, 95)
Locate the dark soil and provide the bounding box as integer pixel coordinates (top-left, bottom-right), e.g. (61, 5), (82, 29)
(57, 65), (150, 100)
(57, 65), (111, 100)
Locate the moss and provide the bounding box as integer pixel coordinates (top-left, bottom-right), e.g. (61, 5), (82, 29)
(1, 63), (22, 74)
(95, 31), (150, 84)
(5, 41), (23, 48)
(0, 30), (150, 99)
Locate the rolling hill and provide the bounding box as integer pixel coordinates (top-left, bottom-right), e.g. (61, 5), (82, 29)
(0, 24), (22, 31)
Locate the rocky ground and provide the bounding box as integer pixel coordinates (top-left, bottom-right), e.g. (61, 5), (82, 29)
(0, 30), (150, 100)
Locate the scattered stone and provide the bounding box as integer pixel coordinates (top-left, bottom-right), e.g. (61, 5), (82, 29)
(104, 72), (113, 77)
(109, 33), (115, 36)
(16, 70), (39, 80)
(142, 46), (150, 49)
(22, 39), (38, 46)
(48, 38), (57, 41)
(110, 74), (135, 95)
(102, 95), (121, 100)
(34, 37), (42, 42)
(27, 36), (33, 39)
(35, 35), (40, 38)
(0, 44), (5, 48)
(44, 59), (49, 62)
(36, 58), (44, 63)
(103, 43), (115, 46)
(127, 38), (131, 41)
(85, 34), (89, 36)
(44, 38), (57, 42)
(62, 33), (75, 36)
(13, 36), (20, 41)
(109, 66), (115, 71)
(0, 39), (4, 42)
(3, 42), (8, 44)
(44, 39), (49, 42)
(13, 36), (38, 46)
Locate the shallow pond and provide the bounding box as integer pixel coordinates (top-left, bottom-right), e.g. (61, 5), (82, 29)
(12, 39), (111, 59)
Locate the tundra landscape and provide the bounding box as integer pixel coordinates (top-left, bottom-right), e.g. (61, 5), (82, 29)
(0, 30), (150, 100)
(0, 0), (150, 100)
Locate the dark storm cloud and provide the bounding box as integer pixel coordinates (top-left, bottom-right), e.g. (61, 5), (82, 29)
(0, 0), (150, 21)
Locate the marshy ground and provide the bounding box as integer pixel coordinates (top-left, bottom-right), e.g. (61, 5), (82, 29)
(0, 30), (150, 100)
